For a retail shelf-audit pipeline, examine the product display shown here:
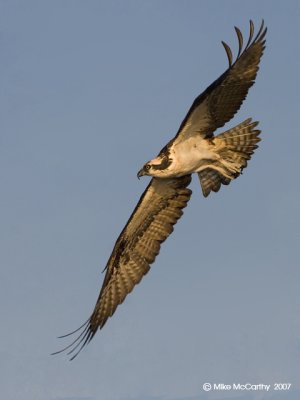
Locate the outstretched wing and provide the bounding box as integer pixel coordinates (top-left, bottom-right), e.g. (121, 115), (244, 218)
(173, 20), (267, 144)
(54, 175), (192, 359)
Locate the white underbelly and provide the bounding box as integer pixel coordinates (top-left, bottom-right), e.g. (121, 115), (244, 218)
(170, 137), (217, 175)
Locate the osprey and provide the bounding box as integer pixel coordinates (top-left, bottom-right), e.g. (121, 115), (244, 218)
(55, 21), (266, 359)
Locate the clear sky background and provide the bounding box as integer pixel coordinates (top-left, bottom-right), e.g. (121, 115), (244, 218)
(1, 1), (300, 400)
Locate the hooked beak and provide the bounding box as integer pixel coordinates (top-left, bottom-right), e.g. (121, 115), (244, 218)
(137, 168), (145, 179)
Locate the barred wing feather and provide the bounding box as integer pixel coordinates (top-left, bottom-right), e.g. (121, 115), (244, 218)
(54, 175), (192, 359)
(174, 20), (266, 143)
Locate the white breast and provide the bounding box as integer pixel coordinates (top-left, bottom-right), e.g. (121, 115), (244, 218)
(169, 136), (218, 176)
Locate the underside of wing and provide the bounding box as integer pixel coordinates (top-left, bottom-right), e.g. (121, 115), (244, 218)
(174, 20), (267, 143)
(54, 175), (192, 359)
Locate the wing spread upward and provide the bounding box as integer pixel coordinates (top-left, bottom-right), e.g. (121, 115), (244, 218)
(173, 20), (267, 143)
(55, 175), (192, 359)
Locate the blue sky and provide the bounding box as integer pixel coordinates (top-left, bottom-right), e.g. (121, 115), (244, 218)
(1, 1), (300, 399)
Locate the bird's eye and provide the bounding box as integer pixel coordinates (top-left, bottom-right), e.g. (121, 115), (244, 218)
(145, 164), (151, 171)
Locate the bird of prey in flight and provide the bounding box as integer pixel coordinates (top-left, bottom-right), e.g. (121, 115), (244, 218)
(54, 20), (266, 359)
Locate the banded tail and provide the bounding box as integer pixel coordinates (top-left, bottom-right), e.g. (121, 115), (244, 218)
(198, 118), (261, 197)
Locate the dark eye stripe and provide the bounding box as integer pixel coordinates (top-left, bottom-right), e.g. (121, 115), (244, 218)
(151, 157), (171, 171)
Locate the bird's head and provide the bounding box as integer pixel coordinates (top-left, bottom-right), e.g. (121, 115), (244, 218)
(137, 162), (153, 179)
(137, 154), (172, 179)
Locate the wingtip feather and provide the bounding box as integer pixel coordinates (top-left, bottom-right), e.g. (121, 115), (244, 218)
(221, 40), (233, 67)
(234, 26), (243, 58)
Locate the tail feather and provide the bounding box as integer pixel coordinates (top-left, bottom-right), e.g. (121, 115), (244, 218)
(198, 118), (261, 197)
(217, 118), (260, 155)
(199, 169), (231, 197)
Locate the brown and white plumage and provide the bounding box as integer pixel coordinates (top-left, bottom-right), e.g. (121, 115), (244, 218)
(198, 118), (261, 197)
(54, 176), (191, 359)
(173, 20), (266, 143)
(91, 176), (192, 329)
(54, 21), (266, 359)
